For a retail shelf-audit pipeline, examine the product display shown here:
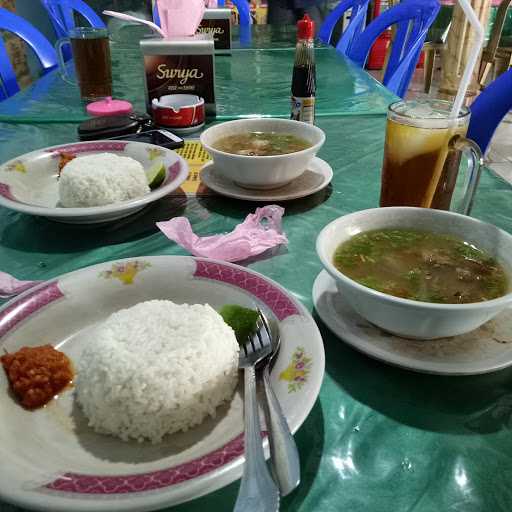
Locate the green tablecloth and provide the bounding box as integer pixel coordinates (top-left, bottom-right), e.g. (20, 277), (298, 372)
(0, 30), (396, 124)
(1, 116), (512, 512)
(1, 22), (512, 512)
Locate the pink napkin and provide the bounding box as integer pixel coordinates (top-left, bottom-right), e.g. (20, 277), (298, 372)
(0, 271), (41, 299)
(157, 0), (205, 37)
(157, 205), (288, 262)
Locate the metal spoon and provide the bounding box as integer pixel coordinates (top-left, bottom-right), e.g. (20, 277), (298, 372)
(257, 309), (301, 496)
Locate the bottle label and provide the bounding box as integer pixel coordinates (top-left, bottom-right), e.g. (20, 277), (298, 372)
(291, 96), (315, 124)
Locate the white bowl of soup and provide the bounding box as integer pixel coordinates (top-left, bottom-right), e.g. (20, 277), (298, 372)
(316, 207), (512, 340)
(200, 118), (325, 189)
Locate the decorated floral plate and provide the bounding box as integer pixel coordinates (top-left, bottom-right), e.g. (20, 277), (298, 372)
(0, 256), (324, 512)
(0, 141), (189, 224)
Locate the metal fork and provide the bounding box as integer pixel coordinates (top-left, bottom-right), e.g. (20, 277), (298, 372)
(234, 318), (280, 512)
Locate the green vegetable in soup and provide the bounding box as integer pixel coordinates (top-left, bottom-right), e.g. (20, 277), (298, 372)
(213, 132), (312, 156)
(333, 229), (509, 304)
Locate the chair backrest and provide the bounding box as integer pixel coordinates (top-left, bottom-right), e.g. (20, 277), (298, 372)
(467, 68), (512, 154)
(484, 0), (512, 61)
(152, 1), (160, 27)
(347, 0), (440, 97)
(41, 0), (106, 40)
(319, 0), (370, 54)
(0, 7), (58, 100)
(232, 0), (251, 26)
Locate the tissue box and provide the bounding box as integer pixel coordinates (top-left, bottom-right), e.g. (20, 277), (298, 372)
(198, 8), (231, 53)
(140, 35), (216, 116)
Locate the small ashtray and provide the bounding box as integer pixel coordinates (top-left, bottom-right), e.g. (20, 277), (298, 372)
(152, 94), (205, 133)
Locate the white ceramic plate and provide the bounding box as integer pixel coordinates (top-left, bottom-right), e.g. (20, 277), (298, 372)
(0, 141), (189, 224)
(0, 256), (324, 512)
(313, 270), (512, 375)
(200, 157), (333, 201)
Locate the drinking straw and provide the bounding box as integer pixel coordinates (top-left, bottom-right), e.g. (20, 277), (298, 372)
(103, 10), (166, 38)
(450, 0), (485, 118)
(423, 0), (485, 209)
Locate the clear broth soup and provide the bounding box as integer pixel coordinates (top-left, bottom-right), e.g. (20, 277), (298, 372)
(333, 229), (509, 304)
(212, 132), (312, 156)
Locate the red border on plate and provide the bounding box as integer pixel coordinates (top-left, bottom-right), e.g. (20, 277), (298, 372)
(0, 282), (63, 339)
(46, 434), (245, 494)
(164, 161), (182, 185)
(194, 260), (300, 321)
(48, 142), (128, 155)
(0, 183), (16, 202)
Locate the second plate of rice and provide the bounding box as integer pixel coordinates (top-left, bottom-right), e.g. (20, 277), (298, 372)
(0, 256), (324, 512)
(0, 141), (189, 224)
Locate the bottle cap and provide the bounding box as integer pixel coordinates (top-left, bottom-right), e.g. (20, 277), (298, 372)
(297, 14), (315, 40)
(86, 97), (133, 117)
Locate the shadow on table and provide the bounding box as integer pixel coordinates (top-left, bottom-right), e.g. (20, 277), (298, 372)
(314, 312), (512, 436)
(281, 399), (326, 511)
(169, 399), (326, 512)
(0, 192), (188, 254)
(196, 186), (333, 220)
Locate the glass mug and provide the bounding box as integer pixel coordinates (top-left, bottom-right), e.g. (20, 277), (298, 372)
(56, 27), (112, 101)
(380, 99), (483, 215)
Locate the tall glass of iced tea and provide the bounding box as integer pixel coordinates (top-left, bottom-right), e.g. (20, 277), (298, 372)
(380, 99), (483, 215)
(56, 27), (112, 101)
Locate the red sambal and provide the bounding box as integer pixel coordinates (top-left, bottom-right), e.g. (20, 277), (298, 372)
(1, 345), (73, 410)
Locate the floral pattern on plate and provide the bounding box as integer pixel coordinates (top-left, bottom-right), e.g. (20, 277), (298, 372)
(279, 346), (312, 393)
(99, 261), (151, 285)
(5, 160), (26, 173)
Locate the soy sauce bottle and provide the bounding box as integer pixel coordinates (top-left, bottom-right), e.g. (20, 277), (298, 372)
(291, 14), (316, 124)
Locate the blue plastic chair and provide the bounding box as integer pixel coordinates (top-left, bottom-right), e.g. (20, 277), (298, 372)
(154, 0), (251, 27)
(467, 69), (512, 154)
(41, 0), (105, 62)
(41, 0), (106, 40)
(0, 7), (58, 101)
(318, 0), (370, 54)
(231, 0), (251, 26)
(347, 0), (440, 98)
(152, 2), (160, 27)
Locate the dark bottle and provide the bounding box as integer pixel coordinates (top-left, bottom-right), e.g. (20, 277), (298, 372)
(291, 14), (316, 124)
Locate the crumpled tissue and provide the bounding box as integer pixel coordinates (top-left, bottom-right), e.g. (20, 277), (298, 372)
(156, 205), (288, 262)
(0, 271), (41, 298)
(157, 0), (205, 37)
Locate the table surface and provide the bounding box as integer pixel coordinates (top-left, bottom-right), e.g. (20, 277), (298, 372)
(0, 26), (397, 124)
(1, 25), (512, 512)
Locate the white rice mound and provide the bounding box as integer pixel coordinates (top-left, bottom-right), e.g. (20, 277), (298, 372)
(76, 300), (240, 443)
(59, 153), (150, 207)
